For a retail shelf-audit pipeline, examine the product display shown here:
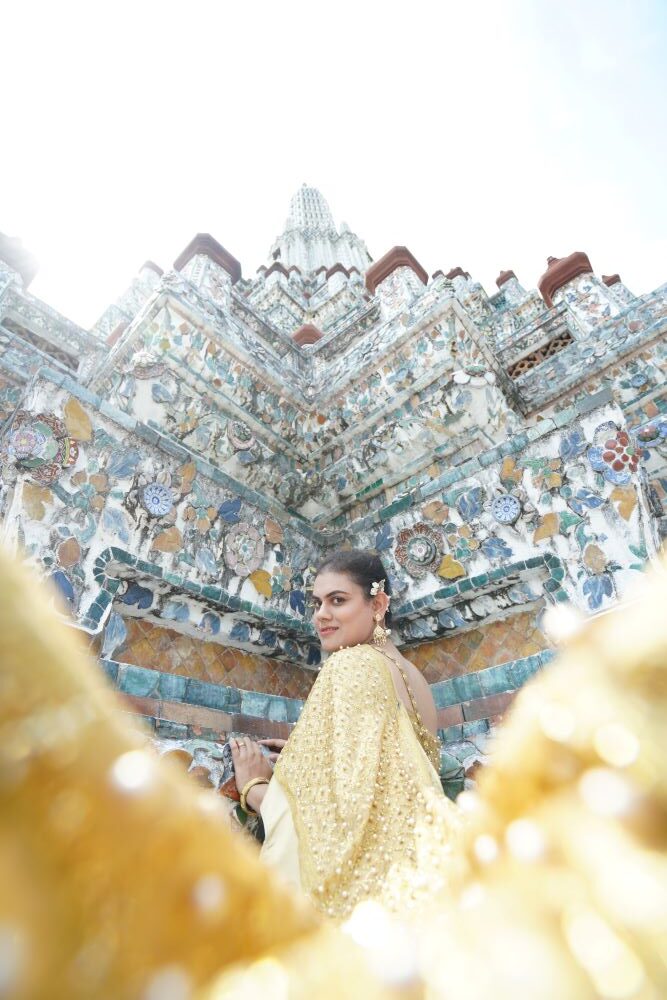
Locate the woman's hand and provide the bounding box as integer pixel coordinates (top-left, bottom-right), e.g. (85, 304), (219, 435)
(257, 738), (287, 763)
(231, 737), (273, 814)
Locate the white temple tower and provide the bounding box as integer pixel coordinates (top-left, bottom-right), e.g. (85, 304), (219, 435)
(268, 184), (372, 272)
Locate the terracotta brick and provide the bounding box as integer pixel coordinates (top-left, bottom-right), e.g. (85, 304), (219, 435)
(461, 691), (516, 722)
(120, 694), (161, 716)
(406, 610), (548, 682)
(227, 716), (293, 740)
(160, 700), (233, 732)
(437, 704), (464, 727)
(111, 618), (317, 699)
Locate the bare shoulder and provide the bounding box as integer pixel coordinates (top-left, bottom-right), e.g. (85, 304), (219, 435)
(399, 655), (438, 736)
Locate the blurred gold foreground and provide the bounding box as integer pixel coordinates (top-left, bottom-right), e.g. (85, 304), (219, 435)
(0, 547), (666, 999)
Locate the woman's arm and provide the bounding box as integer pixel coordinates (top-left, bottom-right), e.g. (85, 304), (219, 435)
(257, 737), (287, 763)
(231, 737), (274, 813)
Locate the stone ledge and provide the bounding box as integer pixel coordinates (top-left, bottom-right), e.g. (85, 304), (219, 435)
(103, 659), (304, 723)
(120, 693), (293, 740)
(432, 650), (555, 709)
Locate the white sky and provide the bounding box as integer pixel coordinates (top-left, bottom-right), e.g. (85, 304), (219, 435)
(2, 0), (665, 328)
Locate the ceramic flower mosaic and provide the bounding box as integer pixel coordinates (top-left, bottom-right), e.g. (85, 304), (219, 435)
(227, 420), (255, 451)
(395, 522), (443, 578)
(224, 522), (264, 577)
(141, 483), (174, 517)
(5, 411), (77, 485)
(587, 425), (643, 485)
(490, 493), (521, 525)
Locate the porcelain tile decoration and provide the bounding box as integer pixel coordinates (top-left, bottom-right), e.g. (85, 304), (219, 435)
(0, 189), (665, 795)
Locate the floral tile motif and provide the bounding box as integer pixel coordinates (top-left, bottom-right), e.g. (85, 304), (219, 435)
(4, 410), (77, 485)
(395, 521), (444, 578)
(141, 482), (174, 517)
(223, 522), (264, 577)
(444, 522), (480, 562)
(227, 419), (256, 452)
(587, 423), (645, 485)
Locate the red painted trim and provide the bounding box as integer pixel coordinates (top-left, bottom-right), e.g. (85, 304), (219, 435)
(365, 245), (428, 294)
(538, 251), (593, 307)
(173, 233), (242, 284)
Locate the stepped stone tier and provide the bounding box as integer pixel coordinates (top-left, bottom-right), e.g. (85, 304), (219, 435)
(1, 185), (666, 797)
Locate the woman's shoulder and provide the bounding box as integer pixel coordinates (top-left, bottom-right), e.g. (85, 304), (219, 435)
(400, 657), (438, 732)
(323, 642), (382, 669)
(320, 644), (385, 672)
(401, 656), (430, 692)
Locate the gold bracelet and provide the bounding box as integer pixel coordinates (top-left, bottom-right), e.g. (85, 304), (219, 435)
(239, 776), (270, 815)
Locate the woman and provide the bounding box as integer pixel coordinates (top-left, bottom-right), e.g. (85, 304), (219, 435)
(231, 550), (460, 919)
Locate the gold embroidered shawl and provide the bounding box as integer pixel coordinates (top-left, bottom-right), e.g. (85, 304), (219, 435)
(274, 644), (462, 919)
(4, 544), (667, 998)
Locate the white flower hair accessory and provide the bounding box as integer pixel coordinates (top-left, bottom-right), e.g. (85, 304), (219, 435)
(370, 579), (385, 596)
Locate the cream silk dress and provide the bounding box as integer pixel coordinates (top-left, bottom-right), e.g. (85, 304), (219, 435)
(260, 645), (460, 918)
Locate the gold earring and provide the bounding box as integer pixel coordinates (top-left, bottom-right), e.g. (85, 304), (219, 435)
(373, 613), (389, 646)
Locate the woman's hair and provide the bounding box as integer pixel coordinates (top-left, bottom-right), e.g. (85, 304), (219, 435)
(315, 549), (393, 626)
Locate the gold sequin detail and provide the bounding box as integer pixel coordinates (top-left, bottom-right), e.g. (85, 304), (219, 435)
(275, 644), (459, 920)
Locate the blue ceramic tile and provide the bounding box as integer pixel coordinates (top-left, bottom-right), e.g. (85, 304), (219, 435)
(119, 664), (159, 698)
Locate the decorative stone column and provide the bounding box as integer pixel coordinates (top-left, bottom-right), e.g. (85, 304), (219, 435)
(444, 267), (493, 325)
(602, 273), (636, 308)
(445, 266), (472, 297)
(538, 251), (622, 332)
(173, 233), (241, 309)
(365, 246), (428, 320)
(114, 261), (164, 319)
(495, 269), (526, 306)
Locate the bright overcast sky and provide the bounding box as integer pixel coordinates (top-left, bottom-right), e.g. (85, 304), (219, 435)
(2, 0), (665, 328)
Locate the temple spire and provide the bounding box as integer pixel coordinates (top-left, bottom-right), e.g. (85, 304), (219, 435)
(268, 184), (372, 273)
(285, 184), (337, 234)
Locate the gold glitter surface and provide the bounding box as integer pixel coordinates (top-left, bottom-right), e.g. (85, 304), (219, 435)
(2, 547), (667, 999)
(275, 645), (461, 919)
(0, 550), (317, 1000)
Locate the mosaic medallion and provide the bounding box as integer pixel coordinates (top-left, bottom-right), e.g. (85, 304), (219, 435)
(587, 425), (645, 485)
(141, 482), (174, 518)
(10, 424), (47, 460)
(227, 420), (256, 451)
(5, 411), (77, 485)
(491, 493), (521, 525)
(395, 522), (443, 578)
(276, 472), (308, 507)
(224, 522), (264, 577)
(636, 420), (667, 450)
(131, 350), (166, 379)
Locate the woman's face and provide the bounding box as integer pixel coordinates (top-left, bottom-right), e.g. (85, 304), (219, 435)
(311, 570), (386, 653)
